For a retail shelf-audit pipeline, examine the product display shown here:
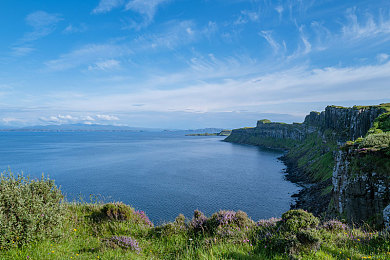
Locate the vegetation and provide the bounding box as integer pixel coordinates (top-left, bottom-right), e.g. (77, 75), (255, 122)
(2, 172), (390, 259)
(287, 131), (337, 183)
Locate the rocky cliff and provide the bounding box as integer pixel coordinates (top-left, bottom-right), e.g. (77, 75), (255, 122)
(225, 103), (390, 226)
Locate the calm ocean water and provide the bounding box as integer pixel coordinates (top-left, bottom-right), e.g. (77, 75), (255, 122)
(0, 131), (300, 224)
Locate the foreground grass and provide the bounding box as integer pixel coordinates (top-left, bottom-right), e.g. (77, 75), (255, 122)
(2, 203), (390, 260)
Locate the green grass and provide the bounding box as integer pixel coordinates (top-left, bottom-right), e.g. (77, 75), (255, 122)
(2, 203), (390, 259)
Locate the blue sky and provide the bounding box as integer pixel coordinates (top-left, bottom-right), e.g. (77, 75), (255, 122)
(1, 0), (390, 129)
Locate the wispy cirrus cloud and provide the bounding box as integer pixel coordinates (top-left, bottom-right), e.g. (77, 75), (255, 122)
(88, 59), (121, 71)
(133, 20), (197, 50)
(124, 0), (171, 29)
(92, 0), (125, 14)
(260, 31), (285, 54)
(63, 24), (88, 34)
(11, 46), (35, 56)
(342, 7), (390, 40)
(45, 44), (130, 71)
(93, 0), (170, 29)
(23, 11), (63, 42)
(39, 56), (390, 117)
(10, 11), (62, 57)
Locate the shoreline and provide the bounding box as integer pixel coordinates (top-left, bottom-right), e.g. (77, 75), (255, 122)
(279, 154), (332, 218)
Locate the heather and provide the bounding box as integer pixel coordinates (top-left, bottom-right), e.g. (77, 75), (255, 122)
(2, 173), (390, 259)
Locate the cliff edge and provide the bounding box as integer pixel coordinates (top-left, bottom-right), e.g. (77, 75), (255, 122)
(224, 103), (390, 226)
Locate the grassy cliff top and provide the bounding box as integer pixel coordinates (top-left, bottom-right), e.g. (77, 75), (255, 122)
(328, 103), (390, 111)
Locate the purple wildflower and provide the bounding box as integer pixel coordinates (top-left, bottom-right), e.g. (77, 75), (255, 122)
(190, 210), (207, 231)
(213, 210), (237, 226)
(105, 236), (141, 253)
(322, 220), (348, 231)
(134, 210), (153, 227)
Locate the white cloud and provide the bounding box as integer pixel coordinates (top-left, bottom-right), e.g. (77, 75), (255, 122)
(377, 53), (389, 63)
(11, 46), (35, 56)
(40, 57), (390, 117)
(342, 8), (390, 40)
(275, 5), (284, 19)
(125, 0), (170, 29)
(88, 59), (121, 71)
(234, 10), (259, 25)
(96, 114), (119, 120)
(23, 11), (62, 42)
(63, 24), (87, 34)
(92, 0), (125, 14)
(45, 44), (130, 71)
(2, 117), (20, 124)
(133, 20), (197, 50)
(260, 31), (282, 53)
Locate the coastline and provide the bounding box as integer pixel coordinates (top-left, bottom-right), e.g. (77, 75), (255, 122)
(279, 154), (332, 218)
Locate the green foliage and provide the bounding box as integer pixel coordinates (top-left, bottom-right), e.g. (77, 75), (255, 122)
(287, 132), (337, 182)
(359, 132), (390, 150)
(280, 210), (320, 233)
(368, 112), (390, 134)
(101, 203), (134, 221)
(0, 171), (65, 249)
(1, 201), (390, 259)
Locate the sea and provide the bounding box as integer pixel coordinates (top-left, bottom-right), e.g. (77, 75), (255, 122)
(0, 131), (300, 224)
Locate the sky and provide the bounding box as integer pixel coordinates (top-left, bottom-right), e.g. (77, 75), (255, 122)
(0, 0), (390, 129)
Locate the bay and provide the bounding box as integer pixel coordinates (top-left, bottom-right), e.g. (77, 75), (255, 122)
(0, 131), (300, 224)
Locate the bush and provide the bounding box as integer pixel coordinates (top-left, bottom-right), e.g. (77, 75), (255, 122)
(359, 133), (390, 149)
(0, 171), (65, 249)
(101, 203), (133, 221)
(189, 210), (207, 233)
(280, 209), (319, 233)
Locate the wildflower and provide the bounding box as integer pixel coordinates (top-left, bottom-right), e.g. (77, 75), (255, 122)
(73, 229), (77, 232)
(76, 254), (79, 256)
(51, 251), (54, 253)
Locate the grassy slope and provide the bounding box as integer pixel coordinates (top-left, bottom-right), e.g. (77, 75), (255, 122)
(2, 203), (390, 260)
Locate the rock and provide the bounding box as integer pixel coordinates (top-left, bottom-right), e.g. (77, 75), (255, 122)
(383, 204), (390, 229)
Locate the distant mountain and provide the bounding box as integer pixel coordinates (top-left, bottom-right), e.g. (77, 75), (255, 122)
(1, 124), (164, 132)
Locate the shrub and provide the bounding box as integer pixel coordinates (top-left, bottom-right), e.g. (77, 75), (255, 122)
(189, 210), (207, 233)
(0, 171), (65, 249)
(359, 132), (390, 149)
(101, 203), (133, 221)
(280, 209), (319, 233)
(152, 214), (186, 237)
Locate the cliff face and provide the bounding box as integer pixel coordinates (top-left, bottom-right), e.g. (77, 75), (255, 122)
(304, 106), (386, 141)
(332, 149), (390, 224)
(225, 104), (390, 225)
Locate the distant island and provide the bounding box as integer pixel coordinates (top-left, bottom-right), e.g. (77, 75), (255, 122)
(185, 129), (232, 136)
